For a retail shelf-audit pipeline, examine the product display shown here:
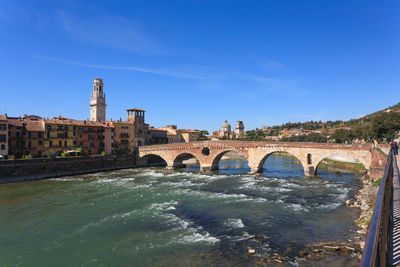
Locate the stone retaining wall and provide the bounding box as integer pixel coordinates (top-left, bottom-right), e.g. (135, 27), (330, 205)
(0, 155), (136, 183)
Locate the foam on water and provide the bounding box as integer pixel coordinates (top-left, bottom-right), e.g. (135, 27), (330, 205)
(224, 218), (245, 228)
(49, 177), (85, 182)
(173, 230), (220, 245)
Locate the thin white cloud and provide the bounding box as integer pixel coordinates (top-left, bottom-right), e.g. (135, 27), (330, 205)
(32, 55), (308, 96)
(32, 55), (226, 80)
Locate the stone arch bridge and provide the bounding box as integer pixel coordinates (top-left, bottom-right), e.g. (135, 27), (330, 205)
(138, 141), (386, 176)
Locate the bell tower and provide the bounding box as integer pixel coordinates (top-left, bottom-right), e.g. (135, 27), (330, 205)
(90, 78), (106, 121)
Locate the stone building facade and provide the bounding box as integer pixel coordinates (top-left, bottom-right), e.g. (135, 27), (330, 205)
(90, 78), (106, 122)
(236, 121), (245, 137)
(127, 108), (146, 147)
(0, 115), (8, 157)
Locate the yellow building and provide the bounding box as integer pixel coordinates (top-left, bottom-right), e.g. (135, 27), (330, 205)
(43, 116), (78, 156)
(158, 125), (198, 143)
(109, 120), (135, 154)
(23, 116), (45, 157)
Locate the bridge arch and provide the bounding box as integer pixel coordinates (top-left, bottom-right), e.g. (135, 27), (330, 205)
(138, 153), (168, 167)
(254, 151), (305, 176)
(211, 150), (249, 171)
(314, 154), (367, 176)
(173, 152), (200, 170)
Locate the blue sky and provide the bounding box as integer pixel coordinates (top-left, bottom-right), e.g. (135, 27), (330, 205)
(0, 0), (399, 132)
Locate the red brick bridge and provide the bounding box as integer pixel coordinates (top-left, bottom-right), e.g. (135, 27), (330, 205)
(138, 141), (387, 176)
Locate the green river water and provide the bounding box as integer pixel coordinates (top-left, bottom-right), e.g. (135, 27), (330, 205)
(0, 154), (363, 266)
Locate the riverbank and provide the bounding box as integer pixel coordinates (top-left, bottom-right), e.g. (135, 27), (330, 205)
(318, 158), (366, 174)
(346, 174), (378, 250)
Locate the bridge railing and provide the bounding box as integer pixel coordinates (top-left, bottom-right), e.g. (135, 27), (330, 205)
(361, 149), (393, 267)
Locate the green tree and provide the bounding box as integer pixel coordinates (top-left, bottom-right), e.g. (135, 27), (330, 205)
(370, 112), (400, 141)
(196, 130), (209, 141)
(331, 129), (354, 143)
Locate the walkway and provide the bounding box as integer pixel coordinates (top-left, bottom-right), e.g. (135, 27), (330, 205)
(390, 155), (400, 266)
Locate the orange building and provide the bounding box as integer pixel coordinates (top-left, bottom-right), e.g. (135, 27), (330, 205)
(75, 121), (105, 155)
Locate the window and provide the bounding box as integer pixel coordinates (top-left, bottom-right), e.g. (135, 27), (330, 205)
(0, 124), (7, 130)
(38, 132), (42, 138)
(16, 132), (20, 138)
(59, 141), (62, 147)
(49, 141), (52, 147)
(28, 141), (31, 148)
(28, 132), (31, 138)
(111, 143), (114, 147)
(0, 144), (4, 150)
(65, 132), (68, 138)
(90, 143), (94, 148)
(307, 154), (312, 165)
(64, 141), (67, 147)
(0, 134), (6, 142)
(73, 132), (76, 137)
(39, 140), (42, 145)
(73, 141), (76, 145)
(80, 142), (83, 146)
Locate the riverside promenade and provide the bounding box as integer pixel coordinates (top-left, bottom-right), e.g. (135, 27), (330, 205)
(390, 155), (400, 266)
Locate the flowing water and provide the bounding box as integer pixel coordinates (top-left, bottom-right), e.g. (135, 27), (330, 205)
(0, 155), (362, 266)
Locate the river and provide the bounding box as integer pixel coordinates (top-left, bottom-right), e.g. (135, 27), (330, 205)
(0, 154), (362, 266)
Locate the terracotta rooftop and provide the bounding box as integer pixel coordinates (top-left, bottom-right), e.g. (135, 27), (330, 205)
(0, 115), (6, 121)
(7, 117), (23, 127)
(45, 117), (79, 125)
(24, 119), (45, 132)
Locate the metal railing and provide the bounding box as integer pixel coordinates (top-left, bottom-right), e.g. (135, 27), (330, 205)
(361, 149), (393, 266)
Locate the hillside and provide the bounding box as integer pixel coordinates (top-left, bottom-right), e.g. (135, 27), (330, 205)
(256, 102), (400, 143)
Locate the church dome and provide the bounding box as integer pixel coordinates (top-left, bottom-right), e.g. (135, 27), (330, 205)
(221, 120), (231, 130)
